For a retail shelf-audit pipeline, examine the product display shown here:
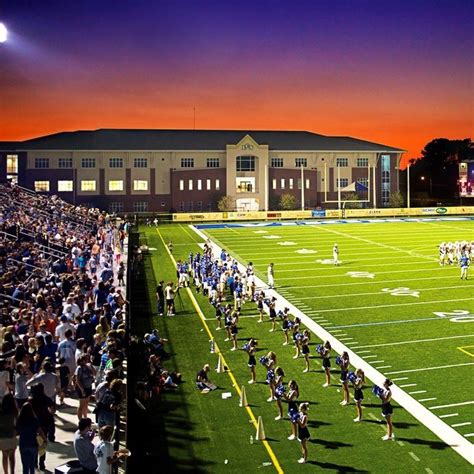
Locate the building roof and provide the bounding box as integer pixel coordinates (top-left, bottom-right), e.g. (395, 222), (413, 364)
(1, 129), (405, 152)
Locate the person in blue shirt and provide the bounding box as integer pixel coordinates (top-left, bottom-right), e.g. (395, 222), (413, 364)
(460, 253), (470, 280)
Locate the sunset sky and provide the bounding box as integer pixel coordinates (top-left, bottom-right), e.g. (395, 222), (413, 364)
(0, 0), (472, 166)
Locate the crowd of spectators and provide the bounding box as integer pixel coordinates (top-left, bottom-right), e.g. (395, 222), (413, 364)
(0, 182), (130, 473)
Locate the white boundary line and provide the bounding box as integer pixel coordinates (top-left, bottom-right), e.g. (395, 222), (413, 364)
(430, 401), (474, 410)
(385, 363), (474, 375)
(190, 224), (474, 465)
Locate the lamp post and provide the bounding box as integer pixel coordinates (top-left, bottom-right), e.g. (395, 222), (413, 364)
(407, 164), (411, 208)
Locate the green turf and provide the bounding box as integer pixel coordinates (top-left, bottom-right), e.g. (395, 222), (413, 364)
(140, 220), (473, 473)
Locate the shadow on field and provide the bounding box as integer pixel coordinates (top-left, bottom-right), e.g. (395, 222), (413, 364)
(307, 460), (368, 472)
(397, 437), (449, 450)
(127, 233), (216, 473)
(309, 438), (352, 449)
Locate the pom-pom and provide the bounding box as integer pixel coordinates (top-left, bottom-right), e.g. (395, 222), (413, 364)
(266, 369), (275, 382)
(372, 385), (384, 398)
(288, 409), (301, 423)
(335, 356), (342, 366)
(348, 371), (357, 383)
(316, 344), (324, 355)
(275, 384), (285, 398)
(259, 356), (269, 366)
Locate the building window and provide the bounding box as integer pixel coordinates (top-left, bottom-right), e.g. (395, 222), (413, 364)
(236, 156), (255, 172)
(381, 154), (391, 207)
(357, 178), (369, 188)
(179, 202), (185, 211)
(181, 158), (194, 168)
(6, 155), (18, 174)
(81, 180), (96, 191)
(81, 158), (96, 168)
(215, 179), (220, 191)
(58, 157), (73, 169)
(289, 178), (294, 189)
(297, 179), (302, 189)
(336, 157), (348, 167)
(133, 180), (148, 191)
(35, 158), (49, 169)
(271, 157), (283, 168)
(188, 179), (193, 191)
(206, 179), (211, 191)
(109, 202), (124, 213)
(206, 158), (219, 168)
(295, 158), (307, 167)
(305, 178), (310, 189)
(133, 202), (148, 212)
(134, 157), (148, 168)
(196, 201), (203, 211)
(187, 202), (194, 212)
(34, 181), (49, 192)
(109, 158), (123, 168)
(281, 178), (285, 189)
(272, 179), (277, 190)
(337, 178), (349, 189)
(357, 158), (369, 167)
(197, 179), (202, 190)
(58, 180), (73, 192)
(108, 180), (124, 191)
(179, 180), (184, 191)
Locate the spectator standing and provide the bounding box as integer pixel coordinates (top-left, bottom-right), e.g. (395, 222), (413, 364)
(0, 394), (18, 474)
(57, 329), (77, 388)
(16, 402), (46, 474)
(73, 355), (96, 420)
(155, 281), (165, 316)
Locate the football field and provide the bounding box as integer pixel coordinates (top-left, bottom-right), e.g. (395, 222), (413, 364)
(197, 218), (474, 443)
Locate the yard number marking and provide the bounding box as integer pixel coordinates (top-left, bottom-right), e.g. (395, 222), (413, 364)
(382, 287), (420, 298)
(277, 241), (297, 246)
(346, 271), (375, 279)
(316, 259), (337, 264)
(295, 249), (317, 254)
(433, 310), (474, 323)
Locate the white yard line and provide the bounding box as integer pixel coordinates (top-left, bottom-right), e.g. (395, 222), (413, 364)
(375, 365), (392, 369)
(191, 224), (474, 465)
(465, 433), (474, 438)
(310, 297), (474, 314)
(439, 413), (459, 419)
(294, 285), (469, 300)
(430, 401), (474, 410)
(386, 363), (474, 375)
(452, 422), (472, 428)
(355, 334), (474, 349)
(330, 315), (445, 329)
(419, 398), (437, 402)
(400, 384), (418, 388)
(391, 377), (409, 381)
(409, 452), (420, 462)
(409, 390), (427, 395)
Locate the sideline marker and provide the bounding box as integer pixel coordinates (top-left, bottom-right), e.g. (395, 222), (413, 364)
(239, 386), (248, 407)
(256, 416), (266, 440)
(216, 353), (225, 373)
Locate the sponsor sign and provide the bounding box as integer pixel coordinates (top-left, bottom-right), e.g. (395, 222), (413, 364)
(312, 209), (326, 217)
(436, 207), (448, 214)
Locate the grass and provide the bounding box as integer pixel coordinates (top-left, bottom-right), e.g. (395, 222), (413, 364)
(138, 218), (473, 473)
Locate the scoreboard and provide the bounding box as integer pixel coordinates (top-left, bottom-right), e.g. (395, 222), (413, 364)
(459, 162), (474, 197)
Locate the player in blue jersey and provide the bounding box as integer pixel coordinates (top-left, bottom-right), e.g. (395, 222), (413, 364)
(460, 252), (470, 280)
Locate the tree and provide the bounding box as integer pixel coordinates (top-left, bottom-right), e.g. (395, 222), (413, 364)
(408, 138), (473, 200)
(341, 192), (362, 209)
(279, 193), (298, 210)
(389, 191), (404, 208)
(217, 195), (235, 212)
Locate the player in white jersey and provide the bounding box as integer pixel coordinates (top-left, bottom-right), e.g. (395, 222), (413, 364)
(439, 242), (447, 266)
(268, 263), (274, 289)
(333, 243), (340, 266)
(447, 242), (455, 265)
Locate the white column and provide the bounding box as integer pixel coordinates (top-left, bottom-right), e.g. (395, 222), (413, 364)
(372, 163), (377, 208)
(264, 164), (269, 211)
(337, 165), (341, 209)
(300, 164), (304, 210)
(324, 162), (327, 203)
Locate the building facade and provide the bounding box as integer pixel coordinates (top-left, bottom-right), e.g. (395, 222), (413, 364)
(0, 129), (404, 212)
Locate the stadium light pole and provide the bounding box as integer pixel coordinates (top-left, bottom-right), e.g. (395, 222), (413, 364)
(300, 164), (304, 211)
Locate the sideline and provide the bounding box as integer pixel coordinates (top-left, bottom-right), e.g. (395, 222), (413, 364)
(190, 225), (474, 465)
(156, 228), (285, 474)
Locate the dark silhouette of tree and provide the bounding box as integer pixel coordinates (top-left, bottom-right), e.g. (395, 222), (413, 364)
(408, 138), (473, 199)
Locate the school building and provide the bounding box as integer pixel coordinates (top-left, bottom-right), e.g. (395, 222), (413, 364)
(0, 129), (404, 213)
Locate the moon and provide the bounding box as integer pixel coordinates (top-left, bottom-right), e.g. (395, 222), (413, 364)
(0, 23), (7, 43)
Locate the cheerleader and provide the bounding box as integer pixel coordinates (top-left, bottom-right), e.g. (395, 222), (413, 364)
(333, 243), (339, 266)
(291, 317), (301, 352)
(230, 313), (238, 351)
(339, 352), (350, 405)
(282, 313), (292, 346)
(292, 328), (303, 359)
(353, 369), (365, 422)
(286, 380), (300, 440)
(257, 292), (265, 323)
(215, 303), (223, 331)
(223, 305), (232, 342)
(297, 403), (311, 464)
(301, 330), (311, 372)
(321, 341), (331, 387)
(264, 351), (277, 402)
(274, 367), (285, 420)
(381, 378), (394, 440)
(247, 339), (257, 384)
(268, 297), (277, 332)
